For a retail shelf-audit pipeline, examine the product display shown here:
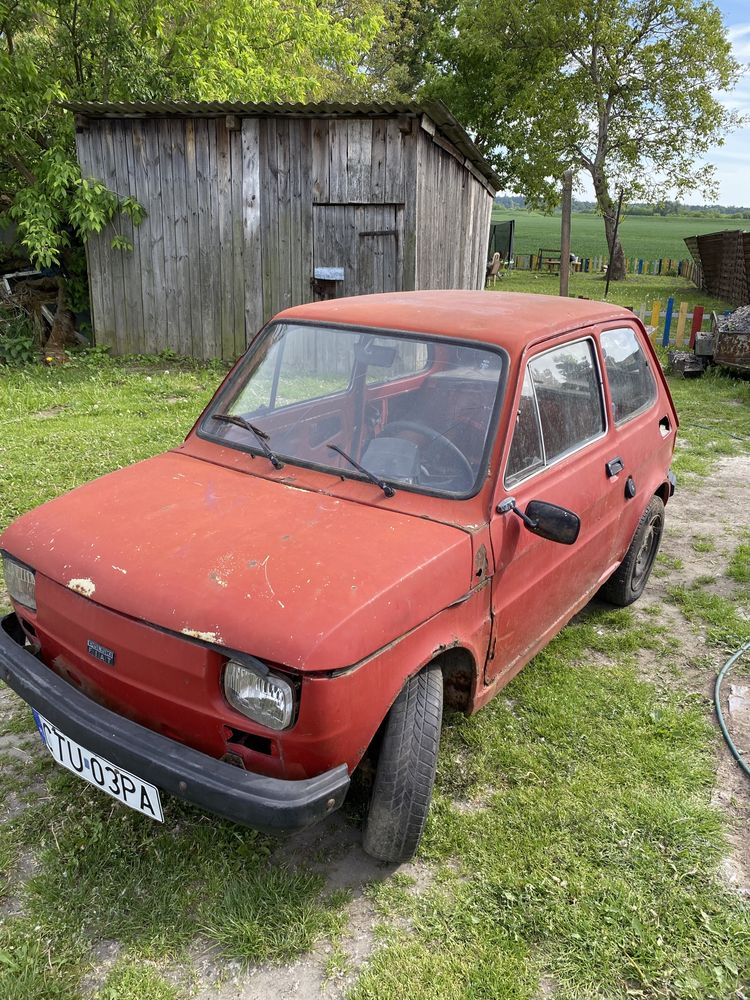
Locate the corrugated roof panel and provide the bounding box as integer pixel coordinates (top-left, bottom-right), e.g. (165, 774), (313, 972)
(63, 98), (500, 189)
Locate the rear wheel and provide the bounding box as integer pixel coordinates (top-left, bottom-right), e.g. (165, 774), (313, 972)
(362, 664), (443, 863)
(601, 495), (665, 607)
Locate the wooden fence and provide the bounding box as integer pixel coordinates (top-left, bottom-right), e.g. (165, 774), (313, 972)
(507, 254), (701, 283)
(631, 297), (732, 349)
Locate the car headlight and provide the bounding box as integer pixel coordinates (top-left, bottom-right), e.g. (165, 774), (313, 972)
(223, 658), (295, 731)
(2, 553), (36, 611)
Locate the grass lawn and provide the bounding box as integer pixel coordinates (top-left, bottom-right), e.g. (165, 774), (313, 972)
(492, 207), (742, 262)
(1, 351), (749, 998)
(489, 269), (733, 317)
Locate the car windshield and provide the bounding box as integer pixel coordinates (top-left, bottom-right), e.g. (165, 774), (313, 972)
(203, 322), (506, 498)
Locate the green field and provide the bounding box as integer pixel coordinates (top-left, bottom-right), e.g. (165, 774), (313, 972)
(492, 208), (741, 262)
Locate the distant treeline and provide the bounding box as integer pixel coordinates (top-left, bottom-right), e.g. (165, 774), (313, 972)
(494, 195), (750, 219)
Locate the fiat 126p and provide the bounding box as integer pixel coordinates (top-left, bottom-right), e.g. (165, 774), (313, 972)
(0, 292), (677, 861)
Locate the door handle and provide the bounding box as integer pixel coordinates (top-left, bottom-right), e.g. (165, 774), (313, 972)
(605, 457), (624, 477)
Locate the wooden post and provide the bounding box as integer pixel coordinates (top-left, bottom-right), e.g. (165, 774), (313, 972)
(689, 305), (704, 348)
(675, 300), (688, 346)
(662, 297), (674, 347)
(650, 300), (661, 330)
(560, 168), (573, 297)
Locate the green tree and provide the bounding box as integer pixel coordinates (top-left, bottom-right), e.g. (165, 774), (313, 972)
(0, 0), (382, 269)
(423, 0), (742, 280)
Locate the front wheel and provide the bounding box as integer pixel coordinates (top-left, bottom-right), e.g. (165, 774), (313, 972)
(601, 495), (665, 607)
(362, 664), (443, 863)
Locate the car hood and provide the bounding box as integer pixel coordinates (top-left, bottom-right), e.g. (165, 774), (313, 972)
(2, 452), (473, 670)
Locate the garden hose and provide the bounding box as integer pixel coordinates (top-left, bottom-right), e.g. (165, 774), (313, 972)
(714, 640), (750, 781)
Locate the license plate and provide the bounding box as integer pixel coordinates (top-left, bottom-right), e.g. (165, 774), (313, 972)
(33, 711), (163, 822)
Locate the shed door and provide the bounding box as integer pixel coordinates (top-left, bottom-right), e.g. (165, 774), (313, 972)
(313, 205), (403, 299)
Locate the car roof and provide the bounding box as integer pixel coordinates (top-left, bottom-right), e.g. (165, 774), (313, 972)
(277, 291), (634, 352)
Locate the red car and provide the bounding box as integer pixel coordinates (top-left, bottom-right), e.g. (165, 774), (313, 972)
(0, 292), (677, 861)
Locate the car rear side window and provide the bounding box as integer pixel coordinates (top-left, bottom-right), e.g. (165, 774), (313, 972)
(505, 369), (544, 485)
(505, 338), (605, 486)
(600, 327), (657, 424)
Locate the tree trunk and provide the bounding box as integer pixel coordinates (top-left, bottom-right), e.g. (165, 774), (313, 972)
(44, 281), (76, 362)
(591, 167), (626, 281)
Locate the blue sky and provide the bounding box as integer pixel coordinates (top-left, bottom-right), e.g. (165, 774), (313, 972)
(705, 0), (750, 206)
(571, 0), (750, 207)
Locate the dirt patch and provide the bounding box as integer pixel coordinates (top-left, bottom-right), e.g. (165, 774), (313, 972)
(633, 455), (750, 895)
(187, 817), (433, 998)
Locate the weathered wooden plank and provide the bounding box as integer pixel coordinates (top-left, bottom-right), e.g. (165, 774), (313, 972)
(287, 118), (302, 310)
(143, 120), (168, 353)
(259, 119), (280, 323)
(476, 187), (493, 288)
(206, 119), (222, 359)
(129, 120), (156, 354)
(464, 178), (477, 288)
(298, 119), (314, 305)
(357, 205), (373, 295)
(394, 204), (404, 292)
(229, 128), (245, 357)
(119, 122), (146, 352)
(242, 118), (263, 345)
(195, 118), (215, 359)
(346, 119), (372, 203)
(101, 121), (130, 352)
(328, 121), (348, 203)
(75, 130), (107, 348)
(370, 119), (387, 203)
(183, 119), (203, 359)
(169, 119), (192, 357)
(400, 123), (417, 289)
(216, 122), (234, 360)
(384, 117), (404, 204)
(276, 118), (292, 312)
(311, 119), (329, 203)
(159, 120), (181, 356)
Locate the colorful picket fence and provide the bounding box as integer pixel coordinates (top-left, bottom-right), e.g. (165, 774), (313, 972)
(635, 298), (730, 349)
(509, 254), (700, 283)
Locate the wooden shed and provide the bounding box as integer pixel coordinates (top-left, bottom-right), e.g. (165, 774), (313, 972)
(67, 100), (500, 361)
(684, 229), (749, 307)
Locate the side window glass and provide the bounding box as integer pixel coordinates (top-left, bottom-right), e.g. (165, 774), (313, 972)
(505, 369), (544, 485)
(528, 340), (604, 463)
(600, 327), (657, 424)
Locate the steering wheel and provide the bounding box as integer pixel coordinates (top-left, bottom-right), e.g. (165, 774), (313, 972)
(381, 419), (475, 491)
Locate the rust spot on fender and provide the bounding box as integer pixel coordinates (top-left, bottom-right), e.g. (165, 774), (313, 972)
(474, 544), (488, 579)
(181, 627), (224, 644)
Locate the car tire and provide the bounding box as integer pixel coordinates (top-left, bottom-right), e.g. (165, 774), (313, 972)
(601, 495), (665, 607)
(362, 664), (443, 863)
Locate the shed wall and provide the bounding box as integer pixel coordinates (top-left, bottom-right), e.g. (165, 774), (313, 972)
(415, 131), (493, 291)
(77, 113), (492, 361)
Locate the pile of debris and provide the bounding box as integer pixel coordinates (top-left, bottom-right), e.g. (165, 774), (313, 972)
(669, 304), (750, 379)
(716, 304), (750, 333)
(0, 268), (79, 363)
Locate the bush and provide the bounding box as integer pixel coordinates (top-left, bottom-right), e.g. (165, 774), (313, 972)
(0, 308), (39, 365)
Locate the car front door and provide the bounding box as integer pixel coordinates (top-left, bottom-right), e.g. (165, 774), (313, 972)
(486, 333), (623, 685)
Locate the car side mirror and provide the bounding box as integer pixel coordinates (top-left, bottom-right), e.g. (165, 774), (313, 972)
(497, 497), (581, 545)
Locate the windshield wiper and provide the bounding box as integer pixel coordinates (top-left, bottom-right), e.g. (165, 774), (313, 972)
(327, 444), (395, 498)
(211, 413), (284, 470)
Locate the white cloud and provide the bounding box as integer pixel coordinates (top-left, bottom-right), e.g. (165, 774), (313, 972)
(728, 23), (750, 60)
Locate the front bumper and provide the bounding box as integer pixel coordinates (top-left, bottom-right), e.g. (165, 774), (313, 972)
(0, 613), (349, 832)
